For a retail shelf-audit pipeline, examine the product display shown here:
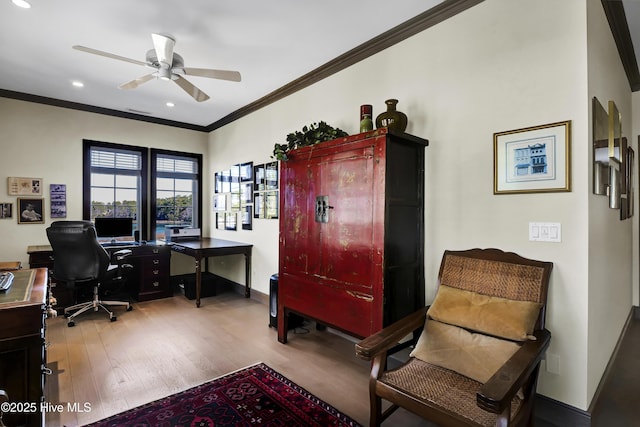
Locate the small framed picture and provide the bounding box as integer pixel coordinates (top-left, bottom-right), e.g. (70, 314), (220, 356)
(225, 212), (237, 231)
(50, 183), (67, 218)
(8, 177), (43, 196)
(0, 203), (13, 219)
(494, 120), (571, 194)
(242, 205), (253, 230)
(240, 162), (254, 182)
(18, 198), (44, 224)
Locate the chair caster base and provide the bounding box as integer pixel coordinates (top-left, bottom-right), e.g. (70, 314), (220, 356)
(67, 321), (75, 327)
(126, 306), (133, 312)
(110, 316), (117, 322)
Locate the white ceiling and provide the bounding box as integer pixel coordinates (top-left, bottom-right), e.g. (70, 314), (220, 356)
(1, 1), (639, 130)
(0, 0), (445, 128)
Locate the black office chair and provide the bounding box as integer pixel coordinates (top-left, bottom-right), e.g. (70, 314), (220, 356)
(46, 220), (133, 327)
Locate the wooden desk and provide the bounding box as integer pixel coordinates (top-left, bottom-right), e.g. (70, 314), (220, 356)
(0, 268), (47, 427)
(27, 242), (172, 304)
(169, 238), (253, 307)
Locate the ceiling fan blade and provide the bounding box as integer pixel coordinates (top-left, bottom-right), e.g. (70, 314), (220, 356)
(151, 33), (175, 67)
(183, 67), (241, 82)
(72, 45), (147, 67)
(174, 75), (210, 102)
(119, 74), (155, 90)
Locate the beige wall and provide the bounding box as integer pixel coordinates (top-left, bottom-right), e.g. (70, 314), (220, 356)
(0, 0), (636, 414)
(207, 0), (635, 411)
(0, 98), (209, 270)
(587, 0), (635, 407)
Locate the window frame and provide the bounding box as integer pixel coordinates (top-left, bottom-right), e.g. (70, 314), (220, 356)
(150, 148), (203, 241)
(83, 139), (149, 240)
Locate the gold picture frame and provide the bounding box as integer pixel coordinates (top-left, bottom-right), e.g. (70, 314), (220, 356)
(494, 120), (571, 194)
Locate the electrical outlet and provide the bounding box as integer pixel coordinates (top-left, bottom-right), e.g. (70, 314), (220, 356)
(546, 353), (560, 374)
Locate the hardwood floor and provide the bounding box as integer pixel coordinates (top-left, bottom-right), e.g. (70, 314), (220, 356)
(45, 289), (639, 427)
(45, 290), (376, 427)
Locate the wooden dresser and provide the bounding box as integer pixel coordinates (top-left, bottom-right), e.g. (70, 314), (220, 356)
(0, 268), (48, 427)
(277, 128), (428, 343)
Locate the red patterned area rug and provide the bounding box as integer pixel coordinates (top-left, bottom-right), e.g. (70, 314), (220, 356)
(84, 362), (362, 427)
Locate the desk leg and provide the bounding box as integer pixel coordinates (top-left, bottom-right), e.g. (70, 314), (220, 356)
(245, 253), (251, 298)
(195, 257), (202, 308)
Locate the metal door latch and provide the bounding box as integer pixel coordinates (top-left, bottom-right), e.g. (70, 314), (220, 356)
(315, 195), (333, 223)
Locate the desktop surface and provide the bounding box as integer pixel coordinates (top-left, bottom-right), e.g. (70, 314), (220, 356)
(100, 241), (140, 249)
(0, 269), (35, 304)
(100, 240), (168, 249)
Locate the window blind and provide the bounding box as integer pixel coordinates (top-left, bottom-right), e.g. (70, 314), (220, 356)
(91, 149), (141, 170)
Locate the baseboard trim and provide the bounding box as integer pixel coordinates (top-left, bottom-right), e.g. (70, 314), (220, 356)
(535, 394), (591, 426)
(587, 305), (637, 414)
(535, 305), (640, 427)
(229, 281), (269, 305)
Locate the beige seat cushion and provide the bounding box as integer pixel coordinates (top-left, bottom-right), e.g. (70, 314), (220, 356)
(410, 319), (521, 384)
(427, 284), (542, 341)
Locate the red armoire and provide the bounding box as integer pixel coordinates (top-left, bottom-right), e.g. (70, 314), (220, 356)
(277, 128), (428, 343)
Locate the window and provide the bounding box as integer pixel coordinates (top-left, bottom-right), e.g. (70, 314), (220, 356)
(83, 143), (202, 242)
(83, 140), (148, 241)
(151, 149), (202, 241)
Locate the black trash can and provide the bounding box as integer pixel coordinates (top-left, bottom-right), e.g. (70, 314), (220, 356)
(269, 274), (303, 329)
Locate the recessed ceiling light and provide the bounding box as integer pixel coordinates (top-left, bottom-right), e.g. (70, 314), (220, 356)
(11, 0), (31, 9)
(72, 81), (84, 88)
(166, 102), (175, 107)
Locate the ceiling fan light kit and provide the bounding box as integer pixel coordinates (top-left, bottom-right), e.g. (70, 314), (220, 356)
(73, 33), (241, 102)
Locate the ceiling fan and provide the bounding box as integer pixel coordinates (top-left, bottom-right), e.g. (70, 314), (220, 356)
(72, 33), (241, 102)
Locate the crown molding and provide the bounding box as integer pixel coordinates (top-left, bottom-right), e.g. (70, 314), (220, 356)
(205, 0), (484, 131)
(601, 0), (640, 91)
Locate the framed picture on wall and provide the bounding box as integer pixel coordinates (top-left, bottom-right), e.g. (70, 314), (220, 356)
(18, 198), (44, 224)
(265, 191), (279, 219)
(50, 183), (67, 218)
(494, 120), (571, 194)
(225, 212), (237, 231)
(0, 203), (13, 219)
(240, 162), (253, 182)
(8, 177), (43, 196)
(242, 206), (253, 230)
(216, 212), (225, 229)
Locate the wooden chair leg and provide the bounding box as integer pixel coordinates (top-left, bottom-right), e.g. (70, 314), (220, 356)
(370, 394), (382, 427)
(496, 406), (510, 427)
(369, 355), (386, 427)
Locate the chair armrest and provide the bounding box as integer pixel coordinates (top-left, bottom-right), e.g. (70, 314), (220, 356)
(355, 306), (428, 360)
(477, 329), (551, 413)
(111, 249), (132, 262)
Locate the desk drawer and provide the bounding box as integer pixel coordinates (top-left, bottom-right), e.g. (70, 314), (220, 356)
(136, 252), (171, 300)
(28, 252), (53, 269)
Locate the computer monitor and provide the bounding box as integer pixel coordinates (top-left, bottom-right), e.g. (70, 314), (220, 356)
(94, 217), (133, 242)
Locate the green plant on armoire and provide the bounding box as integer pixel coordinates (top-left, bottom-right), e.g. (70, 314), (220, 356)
(272, 121), (348, 161)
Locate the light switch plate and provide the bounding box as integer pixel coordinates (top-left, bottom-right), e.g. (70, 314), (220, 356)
(529, 222), (561, 242)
